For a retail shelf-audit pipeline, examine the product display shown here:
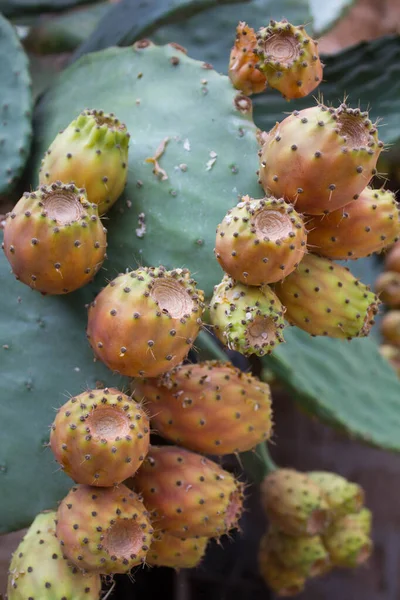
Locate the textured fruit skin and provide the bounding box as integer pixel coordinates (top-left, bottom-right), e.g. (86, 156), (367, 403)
(385, 240), (400, 273)
(86, 266), (204, 377)
(132, 360), (273, 455)
(2, 183), (107, 294)
(274, 253), (380, 339)
(147, 531), (208, 569)
(260, 469), (330, 537)
(56, 484), (153, 574)
(323, 510), (373, 568)
(39, 109), (129, 215)
(258, 535), (306, 597)
(209, 274), (285, 355)
(254, 20), (323, 100)
(215, 195), (307, 285)
(7, 511), (101, 600)
(381, 311), (400, 345)
(259, 104), (383, 215)
(308, 472), (364, 519)
(132, 445), (244, 538)
(375, 271), (400, 307)
(228, 22), (267, 95)
(50, 387), (150, 486)
(264, 527), (330, 577)
(307, 187), (400, 259)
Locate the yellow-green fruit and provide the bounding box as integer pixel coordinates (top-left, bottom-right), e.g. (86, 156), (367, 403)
(261, 469), (330, 537)
(265, 527), (330, 577)
(209, 274), (286, 356)
(7, 511), (101, 600)
(274, 253), (380, 339)
(39, 109), (129, 215)
(308, 471), (364, 519)
(258, 534), (306, 597)
(147, 532), (208, 569)
(215, 195), (307, 285)
(375, 271), (400, 307)
(332, 508), (372, 537)
(323, 509), (373, 568)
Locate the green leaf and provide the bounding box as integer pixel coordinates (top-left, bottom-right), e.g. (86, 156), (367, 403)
(0, 231), (128, 534)
(262, 328), (400, 452)
(309, 0), (355, 36)
(71, 0), (250, 61)
(253, 35), (400, 146)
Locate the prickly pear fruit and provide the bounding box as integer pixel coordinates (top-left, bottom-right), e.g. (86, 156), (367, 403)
(56, 483), (153, 574)
(86, 266), (204, 377)
(147, 532), (208, 569)
(132, 445), (244, 538)
(385, 240), (400, 273)
(2, 183), (107, 294)
(274, 253), (380, 339)
(258, 535), (306, 597)
(308, 472), (364, 519)
(259, 103), (383, 215)
(228, 22), (267, 95)
(39, 109), (129, 215)
(50, 388), (150, 486)
(307, 187), (400, 259)
(323, 510), (373, 568)
(215, 196), (307, 285)
(265, 527), (330, 577)
(7, 511), (101, 600)
(379, 344), (400, 376)
(261, 469), (330, 537)
(209, 274), (285, 355)
(132, 360), (273, 455)
(381, 310), (400, 345)
(375, 271), (400, 307)
(254, 20), (323, 100)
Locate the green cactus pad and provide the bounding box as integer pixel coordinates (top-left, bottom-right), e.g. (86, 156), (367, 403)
(0, 0), (99, 18)
(31, 42), (262, 297)
(0, 14), (32, 196)
(0, 230), (127, 534)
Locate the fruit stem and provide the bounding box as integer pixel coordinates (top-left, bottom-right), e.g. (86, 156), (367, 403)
(195, 329), (230, 362)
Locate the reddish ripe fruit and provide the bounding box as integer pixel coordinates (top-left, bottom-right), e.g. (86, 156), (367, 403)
(385, 240), (400, 273)
(228, 22), (267, 95)
(381, 311), (400, 345)
(147, 532), (208, 569)
(132, 360), (273, 455)
(132, 445), (244, 538)
(86, 266), (204, 377)
(259, 103), (383, 215)
(50, 388), (150, 486)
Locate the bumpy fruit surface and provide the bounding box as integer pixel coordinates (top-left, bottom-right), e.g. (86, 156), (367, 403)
(265, 527), (330, 577)
(147, 532), (208, 569)
(215, 196), (307, 285)
(56, 484), (153, 574)
(132, 445), (244, 537)
(323, 510), (373, 568)
(385, 240), (400, 273)
(254, 20), (323, 100)
(132, 361), (273, 455)
(261, 469), (330, 537)
(259, 103), (383, 215)
(307, 187), (400, 259)
(87, 266), (204, 377)
(2, 183), (107, 294)
(209, 274), (285, 355)
(228, 22), (267, 95)
(308, 472), (364, 519)
(50, 388), (150, 486)
(39, 109), (129, 215)
(258, 535), (306, 597)
(7, 511), (101, 600)
(375, 271), (400, 307)
(274, 253), (380, 339)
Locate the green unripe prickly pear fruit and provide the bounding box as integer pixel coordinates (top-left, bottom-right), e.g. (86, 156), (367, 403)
(228, 22), (267, 95)
(261, 469), (330, 537)
(215, 195), (307, 285)
(323, 509), (373, 568)
(258, 534), (306, 597)
(308, 471), (364, 519)
(375, 271), (400, 307)
(2, 182), (107, 294)
(209, 274), (286, 356)
(87, 266), (204, 377)
(254, 20), (323, 100)
(39, 109), (129, 215)
(147, 531), (208, 569)
(265, 526), (330, 577)
(7, 511), (101, 600)
(274, 253), (380, 339)
(259, 103), (383, 215)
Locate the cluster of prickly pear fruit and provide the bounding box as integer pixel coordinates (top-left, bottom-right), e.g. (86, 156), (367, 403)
(258, 469), (372, 596)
